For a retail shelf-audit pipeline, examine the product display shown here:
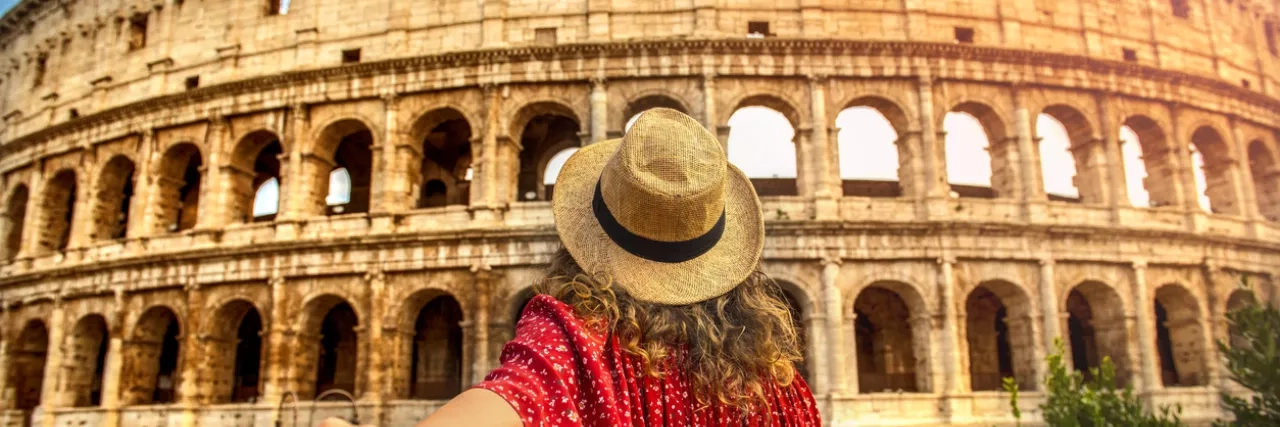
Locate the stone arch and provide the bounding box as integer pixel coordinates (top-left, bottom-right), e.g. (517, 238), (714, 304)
(774, 279), (813, 382)
(1121, 115), (1179, 208)
(91, 155), (136, 241)
(1062, 281), (1132, 383)
(228, 130), (284, 224)
(64, 313), (109, 407)
(154, 142), (204, 233)
(511, 101), (581, 202)
(962, 280), (1036, 391)
(314, 119), (375, 216)
(1189, 125), (1241, 214)
(622, 93), (690, 131)
(1153, 283), (1209, 387)
(411, 108), (475, 209)
(36, 169), (78, 255)
(727, 95), (802, 196)
(297, 294), (362, 399)
(3, 184), (29, 261)
(203, 299), (266, 404)
(508, 286), (538, 327)
(835, 96), (911, 198)
(945, 101), (1013, 199)
(1223, 288), (1256, 350)
(6, 319), (49, 412)
(120, 305), (182, 405)
(852, 281), (930, 393)
(402, 291), (465, 400)
(1246, 140), (1280, 220)
(1039, 104), (1102, 203)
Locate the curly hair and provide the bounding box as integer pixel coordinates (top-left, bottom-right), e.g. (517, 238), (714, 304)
(534, 248), (803, 413)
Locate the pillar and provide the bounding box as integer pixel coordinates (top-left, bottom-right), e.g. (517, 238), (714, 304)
(915, 76), (946, 199)
(376, 94), (406, 213)
(589, 79), (607, 144)
(100, 291), (126, 427)
(701, 76), (717, 134)
(176, 282), (203, 427)
(363, 270), (387, 404)
(37, 299), (63, 427)
(477, 85), (503, 214)
(806, 304), (829, 398)
(1228, 115), (1261, 222)
(1012, 87), (1044, 220)
(809, 76), (839, 219)
(260, 276), (289, 405)
(278, 104), (309, 222)
(1132, 261), (1159, 392)
(196, 116), (229, 230)
(16, 167), (43, 258)
(842, 311), (858, 394)
(470, 265), (497, 385)
(820, 258), (847, 394)
(0, 307), (9, 413)
(1168, 105), (1201, 214)
(1038, 259), (1061, 350)
(936, 256), (962, 394)
(1098, 93), (1129, 213)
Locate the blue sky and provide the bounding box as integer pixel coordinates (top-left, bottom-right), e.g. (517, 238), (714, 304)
(0, 0), (19, 17)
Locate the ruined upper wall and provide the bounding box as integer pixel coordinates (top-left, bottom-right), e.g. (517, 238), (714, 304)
(0, 0), (1275, 141)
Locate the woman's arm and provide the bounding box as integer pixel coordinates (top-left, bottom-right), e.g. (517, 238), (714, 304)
(317, 389), (519, 427)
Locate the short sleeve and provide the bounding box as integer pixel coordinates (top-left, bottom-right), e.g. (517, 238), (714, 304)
(474, 295), (587, 427)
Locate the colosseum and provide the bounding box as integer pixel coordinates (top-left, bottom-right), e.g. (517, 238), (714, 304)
(0, 0), (1277, 425)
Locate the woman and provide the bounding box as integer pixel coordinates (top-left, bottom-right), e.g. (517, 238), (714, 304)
(325, 108), (819, 426)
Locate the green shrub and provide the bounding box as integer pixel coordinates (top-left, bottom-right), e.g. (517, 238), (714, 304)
(1214, 289), (1280, 427)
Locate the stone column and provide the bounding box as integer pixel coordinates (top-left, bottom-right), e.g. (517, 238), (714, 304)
(474, 85), (503, 218)
(1098, 93), (1129, 214)
(1228, 115), (1261, 222)
(37, 298), (63, 427)
(1131, 261), (1159, 392)
(809, 76), (839, 219)
(820, 257), (847, 395)
(589, 79), (607, 145)
(842, 311), (858, 394)
(363, 269), (386, 402)
(915, 76), (947, 200)
(0, 306), (9, 413)
(176, 282), (203, 427)
(936, 256), (962, 394)
(806, 305), (829, 398)
(260, 276), (289, 405)
(100, 290), (126, 427)
(1038, 258), (1061, 351)
(196, 116), (229, 230)
(1168, 105), (1201, 214)
(278, 104), (309, 222)
(1012, 88), (1044, 223)
(376, 94), (406, 214)
(16, 167), (43, 258)
(701, 76), (717, 134)
(1200, 263), (1225, 390)
(470, 265), (497, 386)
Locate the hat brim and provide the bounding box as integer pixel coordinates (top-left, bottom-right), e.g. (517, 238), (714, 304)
(552, 138), (765, 306)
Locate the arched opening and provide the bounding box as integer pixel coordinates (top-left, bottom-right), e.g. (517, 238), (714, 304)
(120, 306), (182, 405)
(1064, 282), (1131, 383)
(3, 185), (29, 261)
(728, 104), (798, 196)
(65, 314), (109, 407)
(511, 288), (536, 328)
(205, 300), (264, 404)
(964, 281), (1036, 391)
(1119, 125), (1151, 207)
(318, 121), (373, 215)
(835, 101), (904, 198)
(853, 283), (927, 393)
(156, 143), (203, 232)
(944, 103), (1009, 198)
(542, 148), (578, 201)
(38, 170), (77, 254)
(1224, 290), (1256, 350)
(777, 284), (809, 382)
(623, 95), (687, 133)
(515, 105), (581, 202)
(1246, 141), (1280, 221)
(414, 110), (473, 209)
(230, 131), (283, 223)
(409, 295), (464, 399)
(1153, 284), (1208, 387)
(1037, 106), (1100, 203)
(93, 156), (136, 241)
(1190, 126), (1239, 214)
(8, 320), (49, 414)
(310, 300), (359, 398)
(1122, 116), (1177, 208)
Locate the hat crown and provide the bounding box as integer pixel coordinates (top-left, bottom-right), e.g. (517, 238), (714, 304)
(600, 108), (727, 242)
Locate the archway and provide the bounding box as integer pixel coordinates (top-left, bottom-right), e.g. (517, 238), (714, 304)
(408, 295), (464, 399)
(1247, 141), (1279, 221)
(944, 103), (1009, 199)
(65, 314), (109, 407)
(542, 148), (578, 201)
(1121, 116), (1177, 208)
(1119, 125), (1151, 207)
(1153, 284), (1208, 387)
(7, 320), (49, 414)
(120, 306), (182, 405)
(853, 283), (927, 393)
(514, 104), (581, 202)
(156, 143), (203, 232)
(1064, 281), (1131, 383)
(413, 109), (473, 209)
(1224, 289), (1256, 350)
(3, 185), (29, 261)
(302, 297), (360, 399)
(777, 283), (809, 382)
(1189, 126), (1239, 214)
(964, 281), (1036, 391)
(835, 99), (905, 198)
(623, 95), (687, 132)
(38, 170), (77, 254)
(92, 155), (136, 241)
(317, 120), (373, 215)
(205, 299), (264, 403)
(728, 105), (798, 196)
(230, 131), (283, 223)
(1037, 105), (1099, 203)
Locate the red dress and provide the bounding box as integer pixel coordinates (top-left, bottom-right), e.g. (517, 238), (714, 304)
(476, 295), (822, 427)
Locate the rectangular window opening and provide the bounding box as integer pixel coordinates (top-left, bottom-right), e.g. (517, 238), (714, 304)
(267, 0), (290, 15)
(1242, 79), (1251, 89)
(341, 48), (361, 64)
(1171, 0), (1190, 18)
(128, 14), (149, 50)
(184, 75), (200, 90)
(954, 27), (975, 44)
(32, 54), (47, 87)
(1123, 48), (1138, 62)
(534, 28), (557, 46)
(68, 108), (79, 119)
(747, 21), (770, 38)
(1266, 21), (1277, 56)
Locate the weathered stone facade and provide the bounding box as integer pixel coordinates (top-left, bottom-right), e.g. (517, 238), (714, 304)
(0, 0), (1278, 426)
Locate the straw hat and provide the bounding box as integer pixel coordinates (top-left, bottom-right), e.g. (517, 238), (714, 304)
(551, 108), (764, 305)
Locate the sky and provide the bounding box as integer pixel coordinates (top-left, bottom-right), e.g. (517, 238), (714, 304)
(0, 0), (19, 17)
